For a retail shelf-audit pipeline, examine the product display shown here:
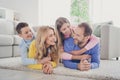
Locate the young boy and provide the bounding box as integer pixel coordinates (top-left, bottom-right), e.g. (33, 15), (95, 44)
(16, 22), (36, 65)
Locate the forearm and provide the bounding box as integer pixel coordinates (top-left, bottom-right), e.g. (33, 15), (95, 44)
(37, 57), (51, 64)
(62, 60), (78, 69)
(61, 52), (72, 60)
(20, 47), (37, 65)
(21, 57), (37, 65)
(76, 48), (87, 55)
(61, 52), (84, 60)
(85, 35), (99, 50)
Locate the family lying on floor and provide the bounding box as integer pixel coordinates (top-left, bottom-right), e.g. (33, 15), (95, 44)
(16, 17), (100, 74)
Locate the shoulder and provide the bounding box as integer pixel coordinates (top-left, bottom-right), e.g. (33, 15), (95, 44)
(19, 39), (25, 48)
(30, 40), (36, 46)
(89, 43), (100, 52)
(64, 37), (74, 43)
(64, 37), (75, 48)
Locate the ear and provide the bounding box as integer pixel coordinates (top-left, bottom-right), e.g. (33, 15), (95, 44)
(18, 33), (22, 37)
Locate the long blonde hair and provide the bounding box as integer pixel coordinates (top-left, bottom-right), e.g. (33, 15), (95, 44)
(35, 26), (61, 64)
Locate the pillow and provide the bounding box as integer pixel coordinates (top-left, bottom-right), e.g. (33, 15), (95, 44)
(93, 21), (113, 37)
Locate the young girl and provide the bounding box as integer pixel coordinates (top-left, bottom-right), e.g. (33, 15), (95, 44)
(55, 17), (99, 60)
(28, 26), (60, 74)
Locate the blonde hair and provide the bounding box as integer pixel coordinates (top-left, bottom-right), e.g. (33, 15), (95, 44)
(35, 26), (61, 64)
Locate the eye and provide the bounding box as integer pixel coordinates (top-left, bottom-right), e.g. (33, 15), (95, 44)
(25, 31), (28, 34)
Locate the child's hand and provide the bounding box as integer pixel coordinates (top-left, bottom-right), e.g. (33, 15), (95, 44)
(42, 62), (53, 74)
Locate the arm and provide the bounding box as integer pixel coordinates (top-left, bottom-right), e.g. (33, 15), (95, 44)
(85, 34), (99, 50)
(27, 61), (57, 70)
(71, 35), (99, 55)
(62, 60), (78, 69)
(20, 41), (37, 65)
(90, 44), (100, 69)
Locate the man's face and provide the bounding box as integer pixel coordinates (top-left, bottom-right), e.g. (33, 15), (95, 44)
(73, 27), (85, 45)
(19, 26), (33, 40)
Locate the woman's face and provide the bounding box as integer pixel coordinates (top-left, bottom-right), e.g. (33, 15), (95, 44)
(60, 23), (71, 38)
(45, 29), (56, 47)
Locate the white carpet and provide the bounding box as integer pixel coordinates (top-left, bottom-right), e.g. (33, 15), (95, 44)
(0, 57), (120, 80)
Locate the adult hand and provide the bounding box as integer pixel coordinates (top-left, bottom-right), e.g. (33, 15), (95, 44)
(78, 60), (91, 71)
(42, 62), (53, 74)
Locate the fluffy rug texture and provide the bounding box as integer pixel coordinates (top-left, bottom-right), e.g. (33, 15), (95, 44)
(0, 57), (120, 80)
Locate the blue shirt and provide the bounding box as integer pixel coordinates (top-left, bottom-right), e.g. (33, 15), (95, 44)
(19, 36), (36, 65)
(63, 37), (100, 69)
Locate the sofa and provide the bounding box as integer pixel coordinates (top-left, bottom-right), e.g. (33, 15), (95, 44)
(0, 19), (21, 58)
(0, 19), (120, 60)
(93, 22), (120, 60)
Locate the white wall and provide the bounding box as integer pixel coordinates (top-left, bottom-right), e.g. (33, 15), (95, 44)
(0, 0), (39, 26)
(90, 0), (120, 27)
(0, 0), (71, 26)
(39, 0), (71, 25)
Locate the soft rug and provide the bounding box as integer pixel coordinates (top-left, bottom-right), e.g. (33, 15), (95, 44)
(0, 57), (120, 80)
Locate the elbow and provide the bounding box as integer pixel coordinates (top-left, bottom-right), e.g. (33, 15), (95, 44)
(22, 60), (28, 65)
(91, 63), (99, 69)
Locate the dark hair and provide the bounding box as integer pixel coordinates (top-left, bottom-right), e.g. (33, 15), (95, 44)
(55, 17), (70, 44)
(16, 22), (28, 34)
(78, 22), (92, 36)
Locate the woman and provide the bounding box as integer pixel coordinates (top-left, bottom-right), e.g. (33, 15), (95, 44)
(28, 26), (60, 74)
(55, 17), (99, 60)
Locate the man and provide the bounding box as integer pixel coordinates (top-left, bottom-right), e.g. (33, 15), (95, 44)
(62, 22), (100, 71)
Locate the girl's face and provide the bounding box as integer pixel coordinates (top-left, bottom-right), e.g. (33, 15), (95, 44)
(45, 29), (56, 47)
(60, 23), (71, 38)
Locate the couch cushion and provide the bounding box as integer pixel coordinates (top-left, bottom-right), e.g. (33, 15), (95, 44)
(93, 21), (113, 37)
(0, 57), (120, 80)
(0, 19), (14, 35)
(13, 21), (19, 34)
(0, 35), (13, 45)
(0, 46), (12, 58)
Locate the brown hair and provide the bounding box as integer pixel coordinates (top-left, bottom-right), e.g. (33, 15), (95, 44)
(78, 22), (92, 36)
(55, 17), (70, 44)
(16, 22), (28, 34)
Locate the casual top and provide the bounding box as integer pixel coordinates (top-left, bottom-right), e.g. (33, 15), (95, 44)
(19, 36), (36, 65)
(62, 37), (100, 69)
(28, 40), (57, 70)
(61, 34), (99, 60)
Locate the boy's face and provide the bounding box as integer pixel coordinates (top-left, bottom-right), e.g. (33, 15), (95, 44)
(19, 26), (33, 40)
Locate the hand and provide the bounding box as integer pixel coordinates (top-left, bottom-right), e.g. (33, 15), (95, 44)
(37, 57), (51, 64)
(81, 54), (91, 60)
(42, 62), (53, 74)
(78, 60), (91, 71)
